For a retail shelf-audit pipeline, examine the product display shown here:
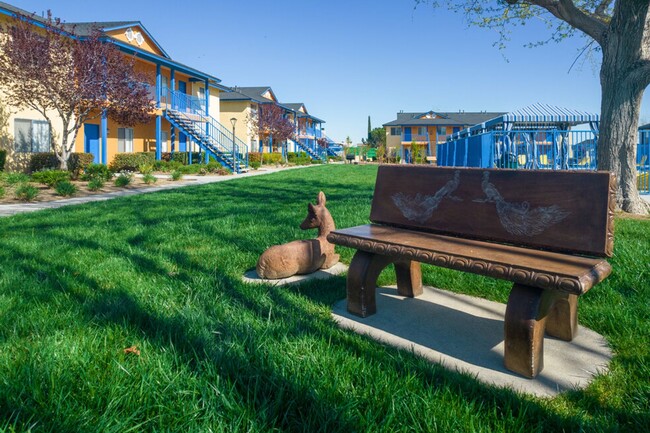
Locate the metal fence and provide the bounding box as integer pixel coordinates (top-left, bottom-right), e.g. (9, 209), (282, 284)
(438, 130), (650, 194)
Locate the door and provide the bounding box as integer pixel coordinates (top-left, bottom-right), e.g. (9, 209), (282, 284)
(403, 127), (412, 142)
(178, 81), (187, 111)
(84, 124), (100, 164)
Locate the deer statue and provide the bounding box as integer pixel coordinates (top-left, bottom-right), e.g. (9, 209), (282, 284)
(256, 191), (340, 279)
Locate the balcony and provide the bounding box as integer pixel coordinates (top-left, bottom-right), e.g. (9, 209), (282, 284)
(402, 134), (430, 143)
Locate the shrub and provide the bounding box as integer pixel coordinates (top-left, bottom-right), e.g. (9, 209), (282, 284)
(262, 153), (283, 165)
(114, 173), (133, 187)
(0, 150), (6, 171)
(29, 152), (93, 179)
(170, 170), (183, 181)
(4, 172), (30, 186)
(162, 152), (203, 165)
(55, 180), (77, 197)
(248, 152), (261, 164)
(87, 178), (104, 191)
(250, 161), (261, 170)
(31, 169), (70, 188)
(14, 183), (39, 201)
(0, 186), (4, 198)
(206, 161), (223, 173)
(109, 153), (155, 172)
(82, 163), (112, 182)
(216, 167), (232, 176)
(138, 164), (154, 175)
(142, 173), (157, 185)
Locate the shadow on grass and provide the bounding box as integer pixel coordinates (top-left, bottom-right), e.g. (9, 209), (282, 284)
(0, 165), (645, 431)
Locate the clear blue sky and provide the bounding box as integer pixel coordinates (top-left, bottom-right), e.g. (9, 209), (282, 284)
(15, 0), (650, 143)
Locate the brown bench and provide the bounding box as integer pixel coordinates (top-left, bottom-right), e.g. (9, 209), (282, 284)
(328, 165), (615, 378)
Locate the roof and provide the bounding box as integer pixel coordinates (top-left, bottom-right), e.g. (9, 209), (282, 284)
(283, 103), (307, 113)
(383, 111), (505, 127)
(501, 103), (599, 124)
(0, 1), (224, 86)
(639, 123), (650, 130)
(220, 87), (276, 104)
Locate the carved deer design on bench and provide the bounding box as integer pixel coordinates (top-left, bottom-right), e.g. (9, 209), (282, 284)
(256, 191), (340, 279)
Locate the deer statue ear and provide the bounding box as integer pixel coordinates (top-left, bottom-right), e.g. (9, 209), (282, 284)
(317, 191), (326, 206)
(308, 203), (316, 214)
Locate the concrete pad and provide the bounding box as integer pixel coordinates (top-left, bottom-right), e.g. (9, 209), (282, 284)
(243, 262), (348, 286)
(332, 285), (612, 398)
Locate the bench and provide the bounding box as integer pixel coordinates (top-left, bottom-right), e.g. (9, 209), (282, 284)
(327, 166), (615, 378)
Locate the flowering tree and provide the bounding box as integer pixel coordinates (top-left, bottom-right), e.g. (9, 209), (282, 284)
(415, 1), (650, 214)
(0, 12), (154, 170)
(248, 104), (295, 153)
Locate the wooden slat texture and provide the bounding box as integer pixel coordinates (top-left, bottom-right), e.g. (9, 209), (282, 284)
(369, 166), (614, 257)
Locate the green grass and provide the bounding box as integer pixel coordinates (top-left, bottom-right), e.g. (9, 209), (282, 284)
(0, 165), (648, 432)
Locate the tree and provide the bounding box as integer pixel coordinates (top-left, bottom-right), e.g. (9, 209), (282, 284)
(0, 11), (153, 170)
(366, 127), (387, 149)
(416, 0), (650, 214)
(248, 104), (295, 152)
(367, 115), (372, 141)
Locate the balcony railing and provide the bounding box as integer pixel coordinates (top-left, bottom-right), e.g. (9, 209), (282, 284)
(402, 134), (429, 143)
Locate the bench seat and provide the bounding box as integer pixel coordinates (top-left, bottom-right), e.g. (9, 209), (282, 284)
(328, 224), (611, 295)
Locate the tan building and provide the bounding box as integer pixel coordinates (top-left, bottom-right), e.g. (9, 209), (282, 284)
(383, 110), (504, 163)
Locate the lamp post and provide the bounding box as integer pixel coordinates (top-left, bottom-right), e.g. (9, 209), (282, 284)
(230, 117), (237, 173)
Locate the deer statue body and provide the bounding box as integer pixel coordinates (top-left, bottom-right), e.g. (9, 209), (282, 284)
(256, 191), (340, 279)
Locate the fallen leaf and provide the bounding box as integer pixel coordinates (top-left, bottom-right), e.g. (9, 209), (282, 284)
(123, 345), (141, 356)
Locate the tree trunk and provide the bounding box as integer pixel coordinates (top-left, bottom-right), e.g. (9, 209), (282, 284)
(598, 72), (647, 214)
(597, 2), (650, 215)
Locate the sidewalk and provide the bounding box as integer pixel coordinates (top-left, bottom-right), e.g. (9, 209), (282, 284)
(0, 164), (317, 217)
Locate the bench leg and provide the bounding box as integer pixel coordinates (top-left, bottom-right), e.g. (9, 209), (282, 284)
(504, 284), (557, 378)
(546, 293), (579, 341)
(395, 261), (423, 298)
(346, 251), (393, 317)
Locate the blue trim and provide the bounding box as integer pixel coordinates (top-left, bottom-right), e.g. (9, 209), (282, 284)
(155, 115), (162, 160)
(98, 22), (171, 59)
(156, 64), (161, 107)
(205, 79), (210, 115)
(101, 111), (108, 164)
(170, 69), (175, 93)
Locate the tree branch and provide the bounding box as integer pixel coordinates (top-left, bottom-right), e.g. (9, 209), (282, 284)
(525, 0), (608, 44)
(594, 0), (613, 18)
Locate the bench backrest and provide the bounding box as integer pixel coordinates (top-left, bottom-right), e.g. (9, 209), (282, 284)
(370, 165), (615, 257)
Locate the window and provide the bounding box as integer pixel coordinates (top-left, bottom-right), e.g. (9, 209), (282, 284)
(161, 131), (168, 152)
(14, 119), (50, 153)
(437, 126), (447, 136)
(118, 128), (134, 152)
(161, 75), (168, 92)
(417, 127), (427, 136)
(390, 127), (402, 136)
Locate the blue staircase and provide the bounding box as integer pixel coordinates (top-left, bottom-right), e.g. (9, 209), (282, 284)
(294, 138), (327, 162)
(161, 88), (248, 173)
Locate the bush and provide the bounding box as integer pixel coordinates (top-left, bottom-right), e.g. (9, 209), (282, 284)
(31, 169), (70, 188)
(287, 152), (311, 166)
(0, 186), (4, 198)
(262, 153), (283, 165)
(248, 152), (261, 164)
(162, 152), (203, 165)
(109, 153), (155, 172)
(87, 178), (104, 191)
(0, 150), (6, 171)
(250, 161), (261, 170)
(216, 167), (232, 176)
(4, 172), (30, 186)
(55, 180), (77, 197)
(138, 164), (154, 175)
(142, 173), (157, 185)
(81, 163), (112, 182)
(14, 183), (39, 201)
(29, 152), (93, 179)
(114, 173), (133, 187)
(170, 170), (183, 181)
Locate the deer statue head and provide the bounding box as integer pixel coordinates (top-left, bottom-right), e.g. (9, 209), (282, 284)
(299, 191), (335, 237)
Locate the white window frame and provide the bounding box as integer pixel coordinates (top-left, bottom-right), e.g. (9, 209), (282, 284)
(14, 119), (50, 153)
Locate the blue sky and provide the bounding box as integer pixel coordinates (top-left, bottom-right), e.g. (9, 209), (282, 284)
(15, 0), (650, 143)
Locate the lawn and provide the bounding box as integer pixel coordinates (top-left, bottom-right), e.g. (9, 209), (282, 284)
(0, 164), (648, 432)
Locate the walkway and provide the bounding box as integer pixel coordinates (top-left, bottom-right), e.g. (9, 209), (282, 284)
(0, 165), (318, 217)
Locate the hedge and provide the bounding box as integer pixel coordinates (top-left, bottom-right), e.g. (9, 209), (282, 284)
(29, 152), (94, 179)
(161, 152), (205, 165)
(108, 152), (155, 172)
(0, 150), (6, 171)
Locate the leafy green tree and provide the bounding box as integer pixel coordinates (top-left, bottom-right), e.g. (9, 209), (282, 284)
(366, 127), (387, 149)
(416, 0), (650, 214)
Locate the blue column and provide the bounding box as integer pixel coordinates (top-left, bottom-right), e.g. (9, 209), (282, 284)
(205, 80), (210, 115)
(101, 110), (108, 165)
(269, 135), (273, 153)
(170, 68), (175, 109)
(156, 64), (161, 108)
(155, 115), (162, 161)
(171, 126), (176, 156)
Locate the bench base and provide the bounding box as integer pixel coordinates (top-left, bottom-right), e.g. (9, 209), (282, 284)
(346, 250), (579, 378)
